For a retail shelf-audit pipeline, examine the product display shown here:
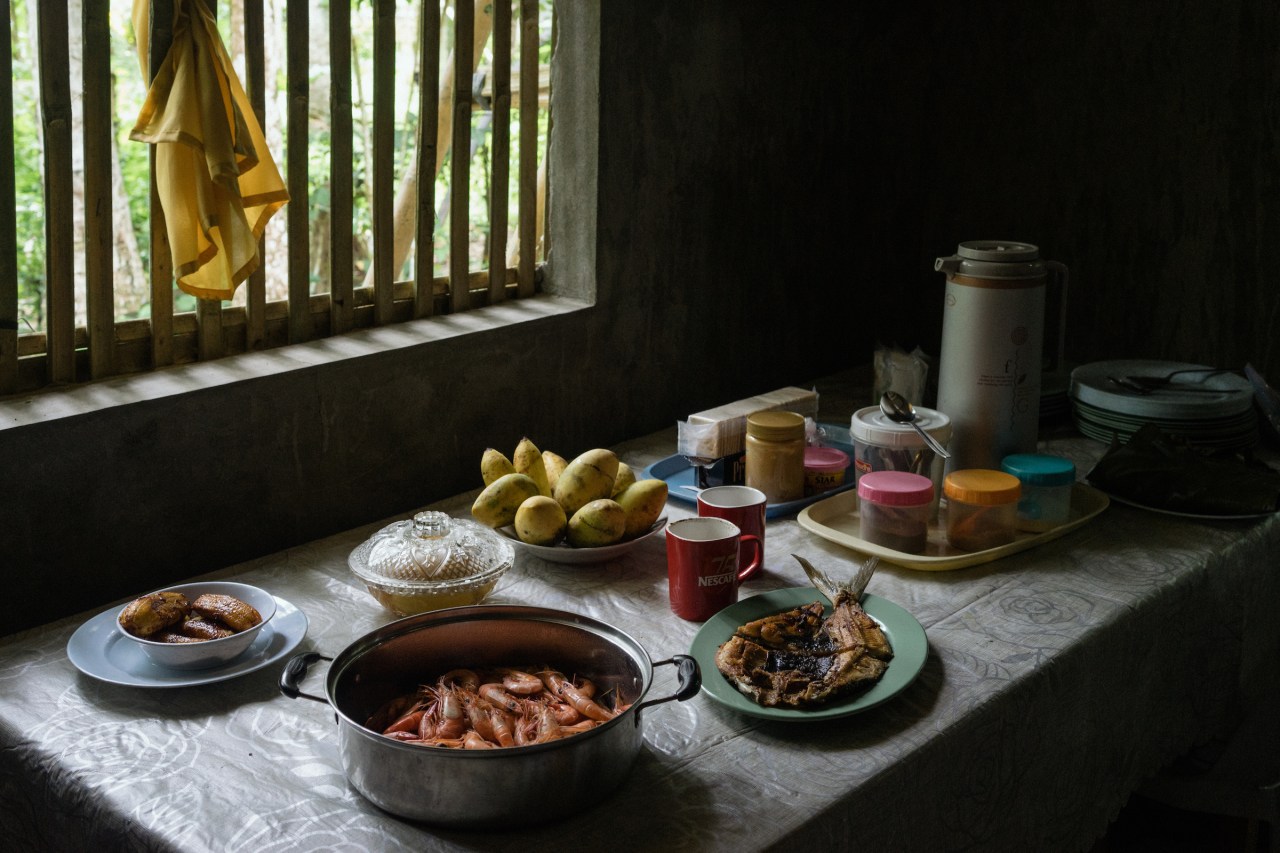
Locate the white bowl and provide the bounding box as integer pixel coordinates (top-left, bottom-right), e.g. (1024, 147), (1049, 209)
(116, 581), (277, 670)
(496, 516), (667, 565)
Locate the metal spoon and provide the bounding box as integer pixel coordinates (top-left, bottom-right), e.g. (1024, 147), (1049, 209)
(880, 391), (950, 458)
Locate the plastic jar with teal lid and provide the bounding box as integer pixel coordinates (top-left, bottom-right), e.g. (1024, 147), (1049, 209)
(1000, 453), (1076, 532)
(943, 469), (1021, 551)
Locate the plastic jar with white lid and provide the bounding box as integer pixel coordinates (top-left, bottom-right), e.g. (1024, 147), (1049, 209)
(943, 469), (1021, 551)
(857, 471), (934, 554)
(1000, 453), (1076, 532)
(850, 405), (952, 517)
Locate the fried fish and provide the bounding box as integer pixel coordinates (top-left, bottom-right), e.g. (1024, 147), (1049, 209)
(714, 556), (893, 709)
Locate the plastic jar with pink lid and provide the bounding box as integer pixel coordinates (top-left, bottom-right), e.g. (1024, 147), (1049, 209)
(857, 471), (934, 554)
(803, 446), (849, 496)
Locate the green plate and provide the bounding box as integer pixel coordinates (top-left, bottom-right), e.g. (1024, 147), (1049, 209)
(690, 587), (928, 721)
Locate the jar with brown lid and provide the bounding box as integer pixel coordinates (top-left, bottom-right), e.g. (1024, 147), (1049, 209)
(745, 411), (806, 503)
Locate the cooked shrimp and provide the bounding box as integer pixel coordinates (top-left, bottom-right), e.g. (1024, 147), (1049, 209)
(462, 694), (498, 742)
(559, 719), (600, 736)
(384, 730), (423, 741)
(487, 705), (516, 747)
(539, 669), (616, 722)
(432, 684), (466, 736)
(549, 701), (582, 726)
(383, 705), (427, 735)
(479, 683), (523, 715)
(373, 663), (617, 748)
(439, 669), (480, 691)
(533, 703), (563, 744)
(462, 730), (496, 749)
(497, 668), (545, 695)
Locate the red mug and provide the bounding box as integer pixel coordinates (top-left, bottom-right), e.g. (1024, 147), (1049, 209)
(665, 516), (763, 621)
(696, 485), (767, 572)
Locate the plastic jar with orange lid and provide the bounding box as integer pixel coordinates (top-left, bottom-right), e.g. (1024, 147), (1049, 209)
(943, 469), (1021, 551)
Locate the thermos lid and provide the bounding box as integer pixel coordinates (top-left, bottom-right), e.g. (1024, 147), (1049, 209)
(935, 240), (1046, 280)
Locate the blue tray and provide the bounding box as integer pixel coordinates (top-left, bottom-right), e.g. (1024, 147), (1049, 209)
(642, 424), (857, 519)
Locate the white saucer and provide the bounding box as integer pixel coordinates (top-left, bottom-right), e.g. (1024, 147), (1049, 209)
(67, 595), (308, 688)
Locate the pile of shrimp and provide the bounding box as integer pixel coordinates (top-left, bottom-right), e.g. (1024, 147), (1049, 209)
(364, 666), (629, 749)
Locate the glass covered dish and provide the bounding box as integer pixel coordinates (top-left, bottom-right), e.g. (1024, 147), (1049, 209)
(348, 511), (515, 616)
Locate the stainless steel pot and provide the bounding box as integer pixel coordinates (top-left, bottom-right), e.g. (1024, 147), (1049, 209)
(280, 604), (700, 827)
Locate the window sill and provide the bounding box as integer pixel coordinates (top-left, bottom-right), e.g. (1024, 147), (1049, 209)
(0, 294), (592, 433)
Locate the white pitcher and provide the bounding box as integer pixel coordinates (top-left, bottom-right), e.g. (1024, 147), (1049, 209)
(934, 241), (1068, 473)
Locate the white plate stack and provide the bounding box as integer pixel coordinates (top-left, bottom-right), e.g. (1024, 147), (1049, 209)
(1069, 360), (1258, 451)
(1040, 366), (1074, 424)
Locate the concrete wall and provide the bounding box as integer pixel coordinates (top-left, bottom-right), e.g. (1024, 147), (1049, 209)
(3, 1), (1276, 634)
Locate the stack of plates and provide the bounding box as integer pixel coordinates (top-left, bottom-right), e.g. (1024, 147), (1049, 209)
(1069, 360), (1258, 451)
(1040, 367), (1073, 424)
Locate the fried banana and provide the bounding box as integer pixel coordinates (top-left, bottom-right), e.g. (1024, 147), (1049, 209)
(190, 594), (262, 632)
(152, 630), (204, 644)
(118, 591), (190, 637)
(178, 615), (235, 640)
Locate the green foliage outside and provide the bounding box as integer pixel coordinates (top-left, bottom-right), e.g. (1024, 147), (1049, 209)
(9, 0), (553, 334)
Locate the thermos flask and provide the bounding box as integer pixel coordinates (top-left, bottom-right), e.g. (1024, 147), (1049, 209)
(934, 241), (1068, 473)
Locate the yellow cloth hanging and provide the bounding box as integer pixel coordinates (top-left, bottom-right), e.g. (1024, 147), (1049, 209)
(130, 0), (288, 301)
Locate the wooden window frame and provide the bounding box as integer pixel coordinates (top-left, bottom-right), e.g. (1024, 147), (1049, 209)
(0, 0), (550, 398)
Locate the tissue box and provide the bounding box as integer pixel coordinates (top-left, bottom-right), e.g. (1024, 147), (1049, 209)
(695, 452), (746, 488)
(684, 386), (819, 458)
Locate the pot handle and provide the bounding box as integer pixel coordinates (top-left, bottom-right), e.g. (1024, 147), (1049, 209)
(279, 651), (333, 704)
(632, 654), (701, 725)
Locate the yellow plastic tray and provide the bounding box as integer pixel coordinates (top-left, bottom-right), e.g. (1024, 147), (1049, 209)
(797, 482), (1110, 571)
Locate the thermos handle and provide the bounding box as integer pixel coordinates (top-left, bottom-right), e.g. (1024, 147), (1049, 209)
(1044, 260), (1069, 374)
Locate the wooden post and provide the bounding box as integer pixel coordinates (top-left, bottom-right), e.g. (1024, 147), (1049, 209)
(147, 0), (175, 368)
(329, 0), (355, 334)
(0, 0), (19, 393)
(244, 0), (267, 350)
(516, 0), (538, 297)
(371, 0), (395, 325)
(37, 0), (75, 384)
(413, 0), (442, 318)
(287, 0), (312, 342)
(487, 0), (511, 305)
(449, 0), (474, 312)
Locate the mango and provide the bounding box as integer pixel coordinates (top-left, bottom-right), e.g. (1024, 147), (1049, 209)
(615, 478), (669, 538)
(611, 461), (637, 497)
(542, 450), (569, 492)
(553, 448), (619, 517)
(514, 495), (567, 546)
(566, 498), (627, 548)
(481, 448), (517, 486)
(471, 472), (541, 528)
(513, 437), (551, 496)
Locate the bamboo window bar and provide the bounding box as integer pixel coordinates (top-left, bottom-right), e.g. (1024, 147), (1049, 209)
(0, 0), (551, 397)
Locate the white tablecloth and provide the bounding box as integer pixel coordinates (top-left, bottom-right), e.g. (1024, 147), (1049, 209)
(3, 378), (1277, 852)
